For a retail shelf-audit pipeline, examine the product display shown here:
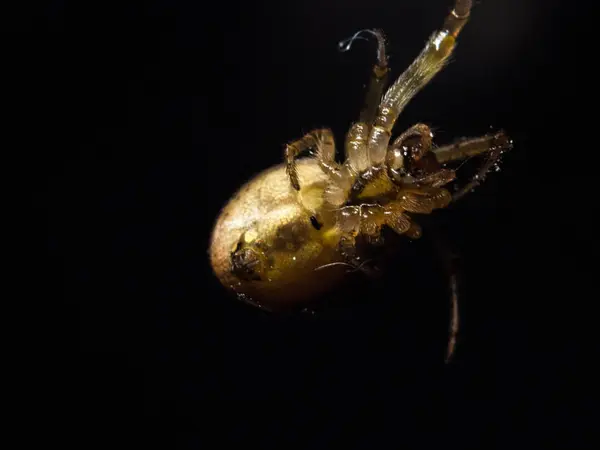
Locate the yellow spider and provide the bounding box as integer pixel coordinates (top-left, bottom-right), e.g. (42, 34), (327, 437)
(209, 0), (512, 359)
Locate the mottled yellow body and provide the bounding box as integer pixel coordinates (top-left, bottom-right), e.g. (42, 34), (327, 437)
(209, 159), (346, 310)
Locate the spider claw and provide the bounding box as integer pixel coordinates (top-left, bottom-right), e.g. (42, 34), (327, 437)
(338, 32), (370, 52)
(338, 29), (387, 67)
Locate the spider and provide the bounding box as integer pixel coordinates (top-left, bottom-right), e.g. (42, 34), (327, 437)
(209, 0), (512, 360)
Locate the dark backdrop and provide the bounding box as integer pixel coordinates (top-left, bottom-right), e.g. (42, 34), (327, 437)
(35, 0), (594, 447)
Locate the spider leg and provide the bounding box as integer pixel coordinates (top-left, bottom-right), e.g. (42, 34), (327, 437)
(370, 1), (472, 148)
(427, 227), (462, 363)
(344, 122), (371, 174)
(334, 194), (446, 267)
(336, 202), (413, 245)
(285, 128), (339, 191)
(386, 124), (432, 181)
(340, 29), (390, 173)
(286, 31), (387, 195)
(349, 122), (434, 199)
(433, 130), (511, 163)
(386, 124), (456, 187)
(432, 130), (513, 202)
(390, 123), (434, 160)
(397, 186), (453, 214)
(446, 268), (459, 363)
(346, 29), (390, 126)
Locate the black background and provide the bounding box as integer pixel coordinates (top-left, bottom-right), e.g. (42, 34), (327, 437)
(33, 0), (595, 447)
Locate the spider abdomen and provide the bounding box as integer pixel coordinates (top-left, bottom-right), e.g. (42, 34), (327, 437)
(209, 159), (346, 310)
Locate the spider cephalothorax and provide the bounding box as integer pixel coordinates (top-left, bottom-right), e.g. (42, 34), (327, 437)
(210, 0), (512, 319)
